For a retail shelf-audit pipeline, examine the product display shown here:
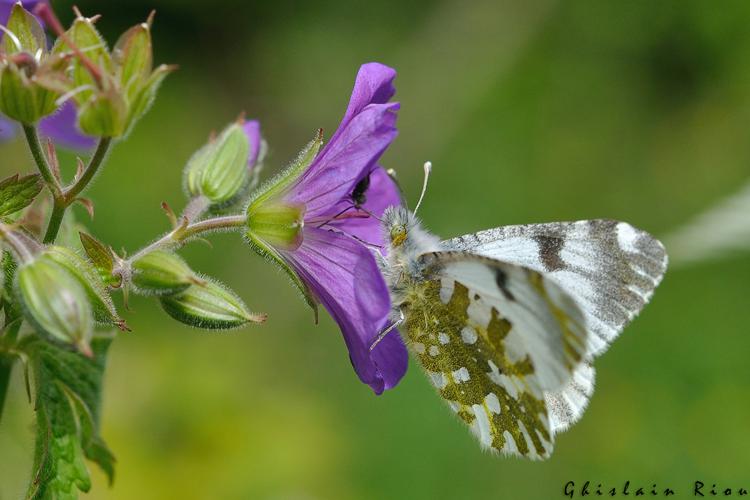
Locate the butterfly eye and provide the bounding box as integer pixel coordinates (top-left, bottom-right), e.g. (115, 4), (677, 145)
(390, 225), (407, 247)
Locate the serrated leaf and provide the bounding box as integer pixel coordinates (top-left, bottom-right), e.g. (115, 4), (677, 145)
(0, 173), (43, 217)
(23, 336), (115, 499)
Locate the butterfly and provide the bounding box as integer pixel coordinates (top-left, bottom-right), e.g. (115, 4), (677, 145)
(375, 163), (667, 459)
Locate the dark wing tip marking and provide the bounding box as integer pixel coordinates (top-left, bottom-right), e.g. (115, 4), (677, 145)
(533, 234), (566, 272)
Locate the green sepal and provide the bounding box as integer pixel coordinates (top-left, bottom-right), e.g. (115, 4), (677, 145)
(159, 276), (266, 330)
(76, 87), (128, 137)
(79, 232), (120, 287)
(113, 23), (153, 100)
(243, 130), (323, 316)
(2, 3), (46, 55)
(0, 173), (43, 217)
(246, 129), (322, 209)
(21, 336), (115, 499)
(130, 250), (197, 296)
(52, 16), (112, 106)
(41, 247), (126, 329)
(0, 63), (57, 123)
(124, 63), (173, 136)
(242, 232), (318, 318)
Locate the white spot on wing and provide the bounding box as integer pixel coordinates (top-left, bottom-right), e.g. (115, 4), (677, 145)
(461, 326), (478, 344)
(439, 278), (454, 304)
(438, 332), (450, 345)
(428, 371), (447, 389)
(413, 342), (425, 354)
(472, 404), (492, 447)
(616, 222), (639, 253)
(486, 392), (501, 414)
(452, 367), (471, 383)
(429, 345), (440, 357)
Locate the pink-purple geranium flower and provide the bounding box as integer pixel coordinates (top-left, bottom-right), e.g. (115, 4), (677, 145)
(0, 0), (95, 149)
(246, 62), (407, 394)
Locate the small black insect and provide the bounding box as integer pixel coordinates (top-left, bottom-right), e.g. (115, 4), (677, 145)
(351, 171), (372, 208)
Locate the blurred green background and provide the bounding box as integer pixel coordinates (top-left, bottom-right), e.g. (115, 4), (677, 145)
(2, 0), (750, 498)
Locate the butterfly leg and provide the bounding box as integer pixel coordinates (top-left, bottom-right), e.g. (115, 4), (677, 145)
(369, 309), (405, 351)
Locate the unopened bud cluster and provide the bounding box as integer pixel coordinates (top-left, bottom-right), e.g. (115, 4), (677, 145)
(127, 250), (265, 329)
(0, 3), (172, 136)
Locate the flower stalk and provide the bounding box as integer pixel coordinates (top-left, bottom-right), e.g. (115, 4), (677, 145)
(22, 123), (112, 243)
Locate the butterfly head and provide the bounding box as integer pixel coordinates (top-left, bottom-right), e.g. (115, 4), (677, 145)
(383, 205), (415, 249)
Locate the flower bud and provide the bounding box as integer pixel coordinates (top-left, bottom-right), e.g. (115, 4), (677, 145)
(130, 250), (198, 296)
(42, 246), (126, 329)
(184, 121), (258, 205)
(0, 4), (59, 123)
(15, 257), (93, 355)
(52, 13), (174, 137)
(159, 277), (266, 330)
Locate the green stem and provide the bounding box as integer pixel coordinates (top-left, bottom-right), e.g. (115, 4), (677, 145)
(128, 214), (246, 262)
(42, 199), (66, 244)
(24, 132), (113, 245)
(65, 137), (112, 201)
(22, 124), (61, 198)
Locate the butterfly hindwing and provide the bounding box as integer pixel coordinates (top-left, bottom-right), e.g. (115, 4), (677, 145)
(401, 251), (587, 459)
(445, 220), (666, 435)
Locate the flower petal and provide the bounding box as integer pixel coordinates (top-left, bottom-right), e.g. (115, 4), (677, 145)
(326, 165), (401, 248)
(243, 119), (262, 169)
(282, 227), (408, 393)
(0, 115), (16, 141)
(286, 101), (399, 217)
(283, 63), (399, 218)
(38, 101), (96, 150)
(335, 62), (396, 141)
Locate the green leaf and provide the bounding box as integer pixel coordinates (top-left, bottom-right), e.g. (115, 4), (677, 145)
(0, 173), (43, 217)
(23, 336), (115, 499)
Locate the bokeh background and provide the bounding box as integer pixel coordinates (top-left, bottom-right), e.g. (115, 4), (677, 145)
(2, 0), (750, 498)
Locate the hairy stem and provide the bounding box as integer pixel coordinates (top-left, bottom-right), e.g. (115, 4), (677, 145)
(128, 214), (246, 262)
(65, 137), (112, 201)
(31, 136), (113, 244)
(22, 124), (61, 198)
(42, 200), (66, 244)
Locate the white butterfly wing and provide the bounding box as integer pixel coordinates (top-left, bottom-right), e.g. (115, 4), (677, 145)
(405, 251), (588, 458)
(444, 220), (667, 434)
(445, 220), (668, 357)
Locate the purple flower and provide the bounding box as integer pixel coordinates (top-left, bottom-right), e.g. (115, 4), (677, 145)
(0, 1), (94, 149)
(243, 120), (262, 168)
(246, 63), (407, 394)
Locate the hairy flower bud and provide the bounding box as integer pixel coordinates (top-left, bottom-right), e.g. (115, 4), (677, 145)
(53, 13), (174, 137)
(0, 4), (59, 123)
(130, 250), (198, 296)
(159, 277), (266, 330)
(42, 246), (126, 329)
(15, 256), (94, 355)
(184, 122), (252, 205)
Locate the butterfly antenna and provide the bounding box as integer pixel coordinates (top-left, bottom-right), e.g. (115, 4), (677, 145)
(413, 161), (432, 216)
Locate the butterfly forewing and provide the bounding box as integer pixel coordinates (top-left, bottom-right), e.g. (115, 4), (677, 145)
(445, 220), (668, 358)
(402, 251), (587, 459)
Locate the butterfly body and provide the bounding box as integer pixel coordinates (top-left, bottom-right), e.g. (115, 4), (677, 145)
(379, 205), (667, 459)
